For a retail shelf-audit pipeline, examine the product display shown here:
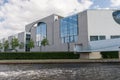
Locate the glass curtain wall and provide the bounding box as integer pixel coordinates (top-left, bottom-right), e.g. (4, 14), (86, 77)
(36, 22), (47, 46)
(26, 34), (31, 52)
(60, 14), (78, 43)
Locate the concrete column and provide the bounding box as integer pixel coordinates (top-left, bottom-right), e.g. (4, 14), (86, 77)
(89, 52), (102, 59)
(80, 52), (102, 59)
(118, 51), (120, 59)
(80, 53), (89, 59)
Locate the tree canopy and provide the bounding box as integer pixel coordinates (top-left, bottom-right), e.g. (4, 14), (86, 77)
(10, 38), (19, 50)
(41, 38), (49, 47)
(27, 39), (34, 49)
(19, 42), (24, 49)
(3, 40), (9, 51)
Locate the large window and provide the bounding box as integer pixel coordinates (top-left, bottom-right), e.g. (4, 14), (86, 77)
(60, 14), (78, 43)
(36, 22), (47, 46)
(26, 34), (31, 52)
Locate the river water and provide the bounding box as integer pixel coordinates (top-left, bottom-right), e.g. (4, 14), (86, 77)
(0, 63), (119, 80)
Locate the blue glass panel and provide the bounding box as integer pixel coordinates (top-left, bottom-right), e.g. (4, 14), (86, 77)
(60, 14), (78, 43)
(70, 36), (74, 42)
(36, 22), (47, 46)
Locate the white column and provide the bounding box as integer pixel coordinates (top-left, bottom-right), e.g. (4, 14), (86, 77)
(89, 52), (102, 59)
(118, 51), (120, 59)
(80, 52), (102, 59)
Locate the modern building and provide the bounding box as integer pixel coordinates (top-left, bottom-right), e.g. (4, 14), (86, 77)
(1, 9), (120, 59)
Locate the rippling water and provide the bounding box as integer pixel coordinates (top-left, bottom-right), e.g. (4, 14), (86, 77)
(0, 63), (119, 80)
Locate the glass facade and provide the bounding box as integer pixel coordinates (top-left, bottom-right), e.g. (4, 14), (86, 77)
(26, 34), (31, 52)
(36, 22), (47, 46)
(60, 14), (78, 43)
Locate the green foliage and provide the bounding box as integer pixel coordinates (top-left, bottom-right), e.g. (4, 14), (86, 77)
(10, 38), (19, 50)
(19, 42), (24, 49)
(0, 43), (3, 49)
(41, 38), (49, 47)
(27, 39), (34, 49)
(0, 52), (80, 60)
(101, 51), (118, 59)
(3, 40), (9, 51)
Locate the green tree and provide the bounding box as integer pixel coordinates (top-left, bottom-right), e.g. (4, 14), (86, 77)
(41, 38), (49, 51)
(0, 43), (3, 52)
(27, 39), (34, 51)
(19, 42), (24, 49)
(3, 40), (9, 52)
(41, 38), (49, 46)
(10, 38), (19, 52)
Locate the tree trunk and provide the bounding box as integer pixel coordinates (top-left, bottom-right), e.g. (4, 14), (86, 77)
(40, 46), (42, 52)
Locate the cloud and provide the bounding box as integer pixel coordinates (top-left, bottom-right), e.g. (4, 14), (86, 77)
(0, 0), (93, 39)
(93, 5), (110, 10)
(110, 0), (120, 7)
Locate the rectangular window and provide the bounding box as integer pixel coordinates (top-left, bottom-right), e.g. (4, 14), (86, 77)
(99, 36), (106, 40)
(90, 36), (98, 41)
(60, 14), (78, 43)
(111, 35), (120, 39)
(62, 38), (65, 43)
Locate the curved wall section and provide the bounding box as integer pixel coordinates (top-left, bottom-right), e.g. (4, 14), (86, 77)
(112, 10), (120, 25)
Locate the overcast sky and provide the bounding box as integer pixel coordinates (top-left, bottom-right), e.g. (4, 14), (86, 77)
(0, 0), (120, 39)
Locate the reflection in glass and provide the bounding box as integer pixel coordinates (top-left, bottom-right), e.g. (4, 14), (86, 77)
(60, 14), (78, 43)
(36, 22), (47, 46)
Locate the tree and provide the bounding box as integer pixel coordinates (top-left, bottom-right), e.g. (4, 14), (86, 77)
(27, 39), (34, 51)
(41, 38), (49, 51)
(0, 43), (3, 52)
(3, 40), (9, 52)
(19, 42), (24, 49)
(41, 38), (49, 47)
(10, 38), (19, 52)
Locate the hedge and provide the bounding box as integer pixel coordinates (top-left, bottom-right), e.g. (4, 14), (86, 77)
(0, 52), (80, 60)
(100, 51), (118, 59)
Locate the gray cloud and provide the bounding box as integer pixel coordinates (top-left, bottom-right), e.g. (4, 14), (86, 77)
(0, 0), (93, 39)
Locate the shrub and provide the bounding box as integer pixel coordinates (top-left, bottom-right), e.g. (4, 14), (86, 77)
(100, 51), (118, 59)
(0, 52), (79, 60)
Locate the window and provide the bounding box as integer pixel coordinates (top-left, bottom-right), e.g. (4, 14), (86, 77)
(90, 36), (98, 41)
(111, 35), (120, 39)
(90, 35), (106, 41)
(99, 36), (106, 40)
(26, 34), (31, 52)
(60, 14), (78, 43)
(36, 22), (47, 46)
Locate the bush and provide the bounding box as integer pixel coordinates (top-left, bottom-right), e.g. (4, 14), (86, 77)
(0, 52), (80, 60)
(100, 51), (118, 59)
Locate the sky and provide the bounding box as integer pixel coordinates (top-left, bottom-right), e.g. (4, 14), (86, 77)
(0, 0), (120, 39)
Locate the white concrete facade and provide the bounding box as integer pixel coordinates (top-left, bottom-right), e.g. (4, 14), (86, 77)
(0, 10), (120, 59)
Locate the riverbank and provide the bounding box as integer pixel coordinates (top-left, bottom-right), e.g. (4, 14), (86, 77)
(0, 59), (120, 64)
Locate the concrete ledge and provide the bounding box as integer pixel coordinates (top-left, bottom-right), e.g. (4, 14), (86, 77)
(0, 59), (119, 64)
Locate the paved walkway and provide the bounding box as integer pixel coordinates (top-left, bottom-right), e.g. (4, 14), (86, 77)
(0, 59), (119, 64)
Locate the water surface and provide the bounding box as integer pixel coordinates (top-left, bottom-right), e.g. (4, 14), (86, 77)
(0, 63), (119, 80)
